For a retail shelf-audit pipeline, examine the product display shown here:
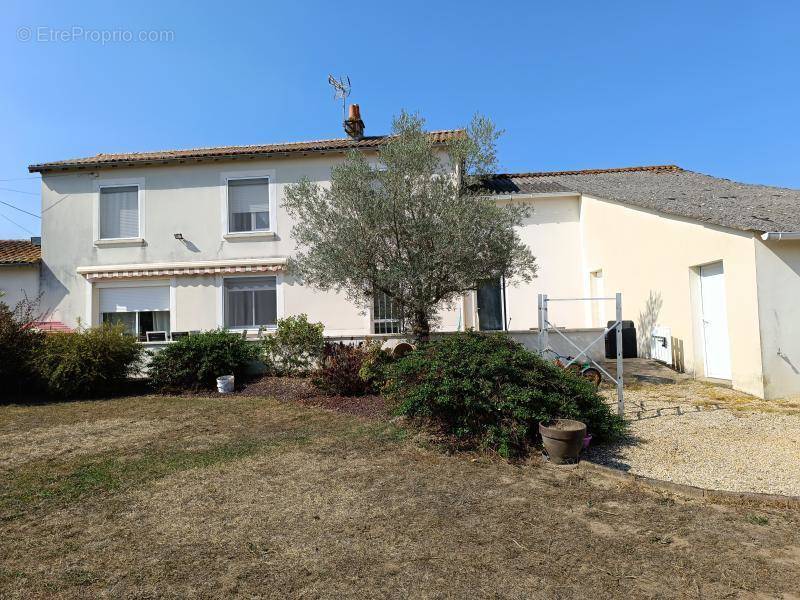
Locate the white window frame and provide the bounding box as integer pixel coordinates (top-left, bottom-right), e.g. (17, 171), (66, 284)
(220, 169), (277, 240)
(93, 177), (146, 246)
(217, 273), (284, 333)
(93, 279), (174, 342)
(371, 290), (405, 334)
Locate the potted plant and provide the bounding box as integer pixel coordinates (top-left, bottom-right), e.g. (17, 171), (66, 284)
(539, 419), (587, 464)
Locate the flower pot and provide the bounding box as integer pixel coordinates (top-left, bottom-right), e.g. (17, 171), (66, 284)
(216, 375), (234, 394)
(539, 419), (587, 464)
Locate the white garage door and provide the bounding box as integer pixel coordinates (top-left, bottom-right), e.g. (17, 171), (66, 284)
(700, 262), (731, 380)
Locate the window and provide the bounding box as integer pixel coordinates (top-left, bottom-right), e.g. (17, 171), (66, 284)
(99, 285), (170, 341)
(100, 185), (139, 239)
(373, 290), (404, 334)
(224, 276), (277, 329)
(228, 178), (269, 233)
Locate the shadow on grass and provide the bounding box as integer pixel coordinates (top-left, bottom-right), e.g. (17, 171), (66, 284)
(0, 433), (310, 520)
(0, 378), (154, 407)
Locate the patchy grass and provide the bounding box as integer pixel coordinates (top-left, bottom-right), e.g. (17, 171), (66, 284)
(1, 392), (799, 598)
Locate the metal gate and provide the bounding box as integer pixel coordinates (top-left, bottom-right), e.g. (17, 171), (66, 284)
(537, 293), (625, 416)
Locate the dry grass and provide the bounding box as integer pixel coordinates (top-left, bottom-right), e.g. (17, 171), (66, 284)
(1, 393), (799, 598)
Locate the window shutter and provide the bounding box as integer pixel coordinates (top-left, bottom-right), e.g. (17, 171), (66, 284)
(100, 186), (139, 239)
(99, 286), (169, 313)
(228, 178), (269, 231)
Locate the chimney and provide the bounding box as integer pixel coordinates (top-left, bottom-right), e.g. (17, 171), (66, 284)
(344, 103), (365, 140)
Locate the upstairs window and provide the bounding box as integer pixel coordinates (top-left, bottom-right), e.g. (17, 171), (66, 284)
(224, 276), (277, 329)
(373, 290), (405, 334)
(99, 185), (139, 239)
(228, 178), (269, 233)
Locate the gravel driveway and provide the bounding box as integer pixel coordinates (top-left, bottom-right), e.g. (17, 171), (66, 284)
(588, 364), (800, 496)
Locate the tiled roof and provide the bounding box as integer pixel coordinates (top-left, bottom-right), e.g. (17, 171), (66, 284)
(28, 130), (465, 173)
(473, 165), (800, 233)
(32, 321), (72, 333)
(0, 240), (41, 265)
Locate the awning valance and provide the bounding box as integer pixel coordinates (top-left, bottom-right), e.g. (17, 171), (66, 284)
(78, 258), (286, 282)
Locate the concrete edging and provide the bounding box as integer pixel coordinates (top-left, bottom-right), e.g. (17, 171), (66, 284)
(579, 460), (800, 509)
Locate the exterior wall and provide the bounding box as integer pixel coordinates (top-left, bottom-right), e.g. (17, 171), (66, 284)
(754, 239), (800, 399)
(40, 154), (380, 335)
(0, 264), (39, 309)
(463, 195), (585, 330)
(579, 195), (764, 397)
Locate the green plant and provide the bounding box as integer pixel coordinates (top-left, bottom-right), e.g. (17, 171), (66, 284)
(0, 297), (44, 400)
(261, 314), (325, 376)
(358, 341), (394, 391)
(34, 323), (143, 398)
(313, 343), (371, 396)
(384, 331), (625, 458)
(148, 329), (259, 392)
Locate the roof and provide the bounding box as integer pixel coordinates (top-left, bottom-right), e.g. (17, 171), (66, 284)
(28, 130), (464, 174)
(32, 321), (72, 333)
(0, 240), (41, 265)
(474, 165), (800, 233)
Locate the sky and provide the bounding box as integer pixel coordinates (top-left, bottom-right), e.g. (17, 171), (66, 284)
(2, 0), (799, 238)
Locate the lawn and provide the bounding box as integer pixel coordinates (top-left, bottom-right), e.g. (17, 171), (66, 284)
(1, 391), (799, 598)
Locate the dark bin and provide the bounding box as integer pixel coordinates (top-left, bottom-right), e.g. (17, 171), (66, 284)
(605, 320), (637, 359)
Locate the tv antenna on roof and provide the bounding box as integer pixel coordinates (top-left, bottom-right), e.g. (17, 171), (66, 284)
(327, 74), (351, 121)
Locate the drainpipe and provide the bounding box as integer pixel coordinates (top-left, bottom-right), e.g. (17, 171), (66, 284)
(761, 231), (800, 241)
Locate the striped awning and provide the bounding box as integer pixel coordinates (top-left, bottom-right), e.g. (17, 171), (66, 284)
(78, 259), (286, 282)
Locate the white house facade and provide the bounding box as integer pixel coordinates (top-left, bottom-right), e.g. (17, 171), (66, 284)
(25, 130), (800, 401)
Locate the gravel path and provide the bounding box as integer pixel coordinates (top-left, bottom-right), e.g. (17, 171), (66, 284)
(588, 377), (800, 496)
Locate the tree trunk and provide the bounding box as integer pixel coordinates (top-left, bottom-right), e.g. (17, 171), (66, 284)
(410, 310), (431, 344)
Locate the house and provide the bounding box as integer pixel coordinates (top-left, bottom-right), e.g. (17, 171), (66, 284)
(26, 112), (800, 400)
(0, 238), (41, 308)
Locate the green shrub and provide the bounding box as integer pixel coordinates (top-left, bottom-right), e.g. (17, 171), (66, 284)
(261, 314), (325, 376)
(357, 341), (395, 391)
(0, 297), (44, 399)
(35, 323), (143, 398)
(148, 329), (259, 392)
(384, 331), (625, 458)
(313, 343), (372, 396)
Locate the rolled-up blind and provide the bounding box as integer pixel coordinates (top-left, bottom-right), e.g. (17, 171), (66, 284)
(229, 178), (268, 212)
(99, 286), (169, 313)
(100, 186), (139, 239)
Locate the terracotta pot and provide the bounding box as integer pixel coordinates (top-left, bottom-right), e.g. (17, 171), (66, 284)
(539, 419), (587, 464)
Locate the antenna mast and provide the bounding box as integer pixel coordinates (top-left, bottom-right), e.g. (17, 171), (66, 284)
(327, 74), (351, 121)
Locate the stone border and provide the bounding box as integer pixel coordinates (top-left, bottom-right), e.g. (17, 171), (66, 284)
(579, 460), (800, 509)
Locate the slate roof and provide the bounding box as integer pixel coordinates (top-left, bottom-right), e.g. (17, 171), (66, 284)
(0, 240), (41, 265)
(474, 165), (800, 233)
(28, 130), (464, 173)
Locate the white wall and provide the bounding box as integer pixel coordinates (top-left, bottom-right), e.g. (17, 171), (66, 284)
(579, 195), (764, 397)
(40, 153), (378, 331)
(463, 195), (586, 330)
(0, 265), (39, 310)
(755, 239), (800, 399)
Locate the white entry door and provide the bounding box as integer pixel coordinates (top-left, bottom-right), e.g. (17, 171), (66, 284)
(700, 262), (732, 379)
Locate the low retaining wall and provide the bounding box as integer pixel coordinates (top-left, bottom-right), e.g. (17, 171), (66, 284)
(327, 328), (608, 363)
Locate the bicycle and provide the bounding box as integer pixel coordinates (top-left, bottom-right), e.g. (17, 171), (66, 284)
(545, 350), (603, 389)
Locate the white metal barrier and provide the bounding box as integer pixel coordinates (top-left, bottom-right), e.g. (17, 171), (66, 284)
(537, 293), (625, 416)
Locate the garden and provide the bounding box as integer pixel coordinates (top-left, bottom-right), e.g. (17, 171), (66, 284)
(1, 298), (623, 462)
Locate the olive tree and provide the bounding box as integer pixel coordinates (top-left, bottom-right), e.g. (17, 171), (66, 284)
(283, 111), (537, 342)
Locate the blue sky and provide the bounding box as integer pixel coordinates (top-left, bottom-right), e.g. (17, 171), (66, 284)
(2, 0), (799, 238)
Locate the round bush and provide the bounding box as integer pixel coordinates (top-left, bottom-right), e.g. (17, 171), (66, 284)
(384, 331), (625, 458)
(148, 329), (259, 392)
(261, 314), (325, 376)
(35, 323), (143, 398)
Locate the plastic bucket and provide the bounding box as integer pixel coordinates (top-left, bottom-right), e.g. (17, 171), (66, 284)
(216, 375), (234, 394)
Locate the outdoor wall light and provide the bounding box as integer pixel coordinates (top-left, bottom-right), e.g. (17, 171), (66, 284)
(174, 233), (184, 240)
